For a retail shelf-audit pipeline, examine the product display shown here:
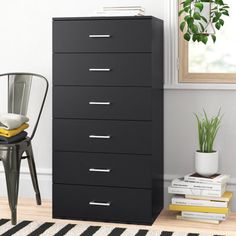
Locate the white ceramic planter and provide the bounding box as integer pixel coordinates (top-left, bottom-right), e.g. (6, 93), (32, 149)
(195, 151), (219, 177)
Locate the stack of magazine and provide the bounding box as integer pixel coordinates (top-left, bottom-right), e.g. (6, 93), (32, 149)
(168, 173), (232, 224)
(94, 6), (145, 16)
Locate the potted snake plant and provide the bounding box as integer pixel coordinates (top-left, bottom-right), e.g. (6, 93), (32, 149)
(194, 109), (222, 176)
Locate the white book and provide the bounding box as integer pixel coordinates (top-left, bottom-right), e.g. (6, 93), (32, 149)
(103, 6), (145, 11)
(184, 173), (230, 184)
(103, 8), (145, 13)
(95, 11), (144, 16)
(185, 191), (232, 202)
(182, 211), (227, 221)
(168, 185), (225, 197)
(171, 196), (228, 208)
(172, 177), (223, 191)
(176, 215), (220, 224)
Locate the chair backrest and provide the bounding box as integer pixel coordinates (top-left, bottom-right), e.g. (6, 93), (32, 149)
(8, 74), (32, 116)
(0, 73), (48, 140)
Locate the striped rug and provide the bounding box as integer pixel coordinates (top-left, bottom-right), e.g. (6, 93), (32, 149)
(0, 219), (225, 236)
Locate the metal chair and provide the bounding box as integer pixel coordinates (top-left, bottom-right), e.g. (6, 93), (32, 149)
(0, 73), (48, 225)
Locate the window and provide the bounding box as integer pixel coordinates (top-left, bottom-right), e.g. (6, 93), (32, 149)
(179, 0), (236, 83)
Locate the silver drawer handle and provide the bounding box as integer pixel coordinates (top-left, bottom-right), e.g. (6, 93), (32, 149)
(89, 135), (111, 139)
(89, 168), (111, 173)
(89, 34), (111, 38)
(89, 68), (111, 72)
(89, 201), (111, 207)
(89, 102), (111, 105)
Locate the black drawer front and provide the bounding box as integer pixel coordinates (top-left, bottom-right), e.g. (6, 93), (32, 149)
(53, 119), (151, 154)
(53, 19), (151, 52)
(53, 87), (152, 120)
(53, 53), (151, 86)
(53, 152), (151, 188)
(53, 184), (152, 223)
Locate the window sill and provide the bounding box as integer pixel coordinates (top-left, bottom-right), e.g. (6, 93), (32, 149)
(164, 83), (236, 90)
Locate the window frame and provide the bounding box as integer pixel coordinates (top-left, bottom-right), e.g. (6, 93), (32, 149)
(178, 1), (236, 84)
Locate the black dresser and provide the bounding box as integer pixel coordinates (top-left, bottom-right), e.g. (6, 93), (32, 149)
(53, 16), (163, 225)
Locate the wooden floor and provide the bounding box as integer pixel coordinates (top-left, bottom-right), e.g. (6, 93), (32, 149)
(0, 197), (236, 235)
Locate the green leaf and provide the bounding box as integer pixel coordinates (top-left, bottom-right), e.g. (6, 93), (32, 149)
(191, 24), (199, 33)
(178, 9), (185, 16)
(199, 22), (205, 32)
(194, 2), (204, 12)
(186, 17), (194, 27)
(211, 34), (216, 43)
(192, 34), (198, 42)
(213, 12), (222, 23)
(203, 109), (209, 124)
(183, 0), (193, 7)
(200, 15), (208, 23)
(196, 34), (201, 42)
(202, 35), (208, 44)
(194, 113), (203, 152)
(215, 0), (224, 5)
(219, 19), (224, 26)
(215, 12), (222, 19)
(212, 17), (218, 23)
(184, 33), (191, 41)
(180, 21), (186, 32)
(184, 6), (191, 13)
(193, 12), (201, 20)
(222, 10), (229, 16)
(184, 15), (190, 21)
(197, 34), (202, 42)
(215, 22), (221, 30)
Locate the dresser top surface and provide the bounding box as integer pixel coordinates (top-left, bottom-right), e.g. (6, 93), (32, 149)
(53, 16), (162, 22)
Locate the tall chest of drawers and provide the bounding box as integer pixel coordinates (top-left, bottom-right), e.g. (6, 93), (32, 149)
(53, 16), (163, 224)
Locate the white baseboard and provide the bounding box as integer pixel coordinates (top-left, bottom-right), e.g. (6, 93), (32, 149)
(0, 168), (236, 211)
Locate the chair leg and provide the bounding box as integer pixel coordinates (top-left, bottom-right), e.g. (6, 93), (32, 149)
(26, 143), (41, 205)
(1, 147), (21, 225)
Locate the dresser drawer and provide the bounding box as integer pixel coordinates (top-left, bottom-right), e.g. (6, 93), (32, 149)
(53, 19), (151, 52)
(53, 152), (151, 188)
(53, 87), (151, 120)
(53, 53), (151, 86)
(53, 119), (151, 154)
(53, 184), (152, 223)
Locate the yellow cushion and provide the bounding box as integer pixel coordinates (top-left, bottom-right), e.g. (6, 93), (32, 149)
(0, 123), (29, 137)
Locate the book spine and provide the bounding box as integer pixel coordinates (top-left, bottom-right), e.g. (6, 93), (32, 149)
(168, 187), (223, 197)
(169, 204), (228, 214)
(176, 215), (220, 224)
(184, 175), (229, 184)
(172, 180), (222, 191)
(185, 191), (232, 202)
(171, 197), (227, 208)
(182, 211), (227, 221)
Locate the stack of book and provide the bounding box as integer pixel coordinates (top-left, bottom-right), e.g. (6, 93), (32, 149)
(94, 6), (145, 16)
(168, 173), (232, 224)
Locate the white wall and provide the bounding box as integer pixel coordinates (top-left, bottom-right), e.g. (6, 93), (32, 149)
(0, 0), (236, 211)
